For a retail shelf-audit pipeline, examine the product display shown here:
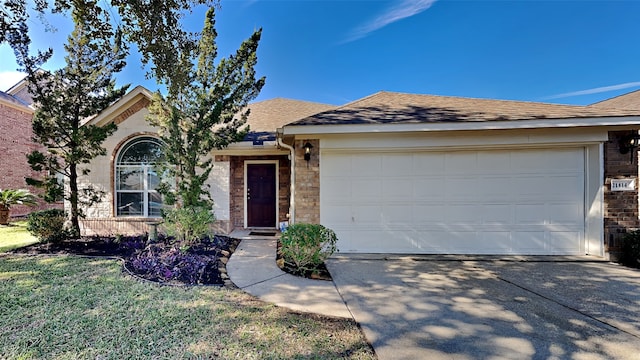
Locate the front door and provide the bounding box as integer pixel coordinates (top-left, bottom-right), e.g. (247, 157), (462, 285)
(247, 163), (277, 227)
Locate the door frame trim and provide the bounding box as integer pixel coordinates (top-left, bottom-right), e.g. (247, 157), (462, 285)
(244, 160), (279, 229)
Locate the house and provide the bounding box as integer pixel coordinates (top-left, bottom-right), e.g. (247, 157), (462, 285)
(77, 86), (335, 236)
(0, 88), (54, 217)
(78, 86), (640, 259)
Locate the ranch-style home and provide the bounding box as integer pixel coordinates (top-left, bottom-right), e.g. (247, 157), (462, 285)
(66, 86), (640, 258)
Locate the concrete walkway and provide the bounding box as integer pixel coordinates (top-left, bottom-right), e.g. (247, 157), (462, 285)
(226, 230), (352, 319)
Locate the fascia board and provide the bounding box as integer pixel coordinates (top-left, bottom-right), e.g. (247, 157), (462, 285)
(84, 85), (153, 127)
(0, 97), (34, 114)
(282, 116), (640, 135)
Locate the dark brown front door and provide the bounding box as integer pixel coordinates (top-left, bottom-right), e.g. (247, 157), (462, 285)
(247, 163), (277, 227)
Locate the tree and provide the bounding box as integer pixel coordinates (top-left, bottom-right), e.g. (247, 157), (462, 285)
(147, 7), (264, 212)
(2, 0), (216, 85)
(16, 2), (127, 237)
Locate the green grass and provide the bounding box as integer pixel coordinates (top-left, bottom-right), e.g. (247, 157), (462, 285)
(0, 221), (38, 252)
(0, 255), (375, 359)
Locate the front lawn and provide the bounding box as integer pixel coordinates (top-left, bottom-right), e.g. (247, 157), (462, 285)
(0, 221), (38, 252)
(0, 255), (375, 359)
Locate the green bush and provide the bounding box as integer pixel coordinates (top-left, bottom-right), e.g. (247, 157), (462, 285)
(620, 230), (640, 268)
(162, 206), (214, 245)
(280, 223), (338, 275)
(27, 209), (68, 243)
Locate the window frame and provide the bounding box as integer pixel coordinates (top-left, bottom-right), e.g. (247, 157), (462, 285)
(114, 136), (163, 218)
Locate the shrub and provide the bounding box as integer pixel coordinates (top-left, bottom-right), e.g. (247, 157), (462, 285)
(162, 206), (214, 245)
(27, 209), (68, 243)
(280, 223), (338, 275)
(619, 230), (640, 268)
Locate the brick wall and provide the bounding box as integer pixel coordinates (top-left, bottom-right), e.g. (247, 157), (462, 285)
(604, 130), (640, 258)
(229, 155), (291, 228)
(0, 102), (58, 217)
(293, 139), (320, 224)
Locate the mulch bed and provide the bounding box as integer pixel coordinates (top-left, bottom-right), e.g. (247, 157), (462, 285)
(10, 235), (241, 287)
(275, 241), (332, 281)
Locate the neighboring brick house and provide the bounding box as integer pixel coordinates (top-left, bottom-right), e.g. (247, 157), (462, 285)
(0, 90), (53, 217)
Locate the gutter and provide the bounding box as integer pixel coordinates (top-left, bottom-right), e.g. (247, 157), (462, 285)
(276, 128), (295, 225)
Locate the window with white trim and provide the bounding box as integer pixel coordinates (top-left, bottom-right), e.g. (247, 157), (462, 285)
(115, 137), (163, 217)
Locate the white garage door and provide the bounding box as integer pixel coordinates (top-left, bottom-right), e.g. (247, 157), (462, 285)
(321, 148), (585, 255)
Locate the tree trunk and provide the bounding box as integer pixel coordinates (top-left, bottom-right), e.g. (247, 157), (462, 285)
(69, 163), (81, 238)
(0, 206), (10, 225)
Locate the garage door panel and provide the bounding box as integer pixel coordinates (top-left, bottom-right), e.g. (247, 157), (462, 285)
(446, 152), (478, 173)
(382, 179), (414, 199)
(478, 152), (512, 173)
(480, 204), (512, 224)
(353, 205), (382, 223)
(322, 205), (351, 224)
(445, 177), (478, 199)
(445, 205), (481, 224)
(323, 155), (352, 174)
(512, 232), (548, 254)
(414, 153), (445, 174)
(352, 179), (381, 198)
(383, 154), (414, 176)
(414, 178), (445, 199)
(479, 232), (512, 253)
(413, 205), (446, 223)
(478, 176), (513, 199)
(321, 148), (585, 255)
(352, 155), (381, 176)
(549, 231), (582, 253)
(323, 178), (351, 201)
(548, 204), (583, 224)
(383, 205), (413, 223)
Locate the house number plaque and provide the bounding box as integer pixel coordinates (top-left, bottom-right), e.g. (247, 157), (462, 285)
(611, 178), (636, 192)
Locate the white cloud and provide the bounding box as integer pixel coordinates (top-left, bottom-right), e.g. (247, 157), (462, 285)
(0, 71), (26, 91)
(543, 82), (640, 100)
(343, 0), (438, 43)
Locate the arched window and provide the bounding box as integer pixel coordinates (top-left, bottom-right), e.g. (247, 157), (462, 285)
(115, 136), (163, 217)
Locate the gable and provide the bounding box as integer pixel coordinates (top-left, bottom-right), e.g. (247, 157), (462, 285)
(590, 90), (640, 110)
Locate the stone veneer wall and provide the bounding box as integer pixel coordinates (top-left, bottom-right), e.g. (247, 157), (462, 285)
(293, 139), (320, 224)
(604, 130), (640, 258)
(228, 155), (291, 228)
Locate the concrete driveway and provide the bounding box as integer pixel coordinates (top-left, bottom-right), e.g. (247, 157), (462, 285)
(326, 256), (640, 360)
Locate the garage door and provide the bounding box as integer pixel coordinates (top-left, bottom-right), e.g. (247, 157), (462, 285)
(321, 148), (585, 255)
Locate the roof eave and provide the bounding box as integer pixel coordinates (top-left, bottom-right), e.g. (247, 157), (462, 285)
(282, 116), (640, 136)
(83, 85), (154, 127)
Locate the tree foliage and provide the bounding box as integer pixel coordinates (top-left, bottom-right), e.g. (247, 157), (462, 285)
(2, 0), (216, 83)
(147, 7), (265, 209)
(15, 1), (128, 237)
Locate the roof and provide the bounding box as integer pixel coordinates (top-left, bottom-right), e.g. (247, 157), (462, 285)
(287, 91), (640, 127)
(589, 89), (640, 110)
(0, 90), (32, 112)
(243, 98), (336, 141)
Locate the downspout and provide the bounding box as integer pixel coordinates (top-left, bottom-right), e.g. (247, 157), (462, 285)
(276, 128), (295, 225)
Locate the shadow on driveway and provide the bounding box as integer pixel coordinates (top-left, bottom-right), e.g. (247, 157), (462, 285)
(327, 257), (640, 360)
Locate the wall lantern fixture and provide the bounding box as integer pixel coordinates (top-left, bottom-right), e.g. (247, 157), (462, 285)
(303, 141), (313, 162)
(619, 133), (640, 162)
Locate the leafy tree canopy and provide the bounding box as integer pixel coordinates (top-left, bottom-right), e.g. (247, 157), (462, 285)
(148, 7), (265, 209)
(16, 1), (128, 237)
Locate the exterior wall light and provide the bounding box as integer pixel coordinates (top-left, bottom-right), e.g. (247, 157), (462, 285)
(619, 132), (640, 163)
(619, 134), (640, 154)
(303, 141), (313, 162)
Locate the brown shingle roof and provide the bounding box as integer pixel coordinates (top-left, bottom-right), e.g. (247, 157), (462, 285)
(589, 89), (640, 110)
(244, 98), (336, 140)
(288, 91), (640, 126)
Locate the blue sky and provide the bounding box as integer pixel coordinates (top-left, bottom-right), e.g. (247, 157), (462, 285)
(1, 0), (640, 106)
